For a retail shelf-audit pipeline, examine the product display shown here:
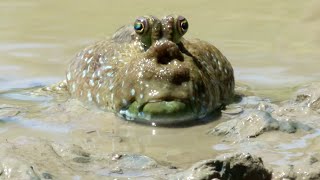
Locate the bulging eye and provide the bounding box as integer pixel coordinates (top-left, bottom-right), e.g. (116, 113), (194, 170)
(177, 16), (188, 35)
(180, 20), (188, 31)
(134, 21), (144, 33)
(134, 18), (148, 34)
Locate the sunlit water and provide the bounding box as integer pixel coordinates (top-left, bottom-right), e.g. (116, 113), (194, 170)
(1, 0), (320, 175)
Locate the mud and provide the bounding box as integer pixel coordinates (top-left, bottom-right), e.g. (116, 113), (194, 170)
(1, 83), (320, 179)
(0, 137), (175, 179)
(210, 99), (312, 139)
(0, 136), (273, 180)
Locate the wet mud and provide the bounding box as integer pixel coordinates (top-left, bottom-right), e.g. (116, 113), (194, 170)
(1, 83), (320, 179)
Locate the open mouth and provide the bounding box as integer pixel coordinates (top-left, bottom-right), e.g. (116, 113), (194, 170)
(119, 99), (199, 125)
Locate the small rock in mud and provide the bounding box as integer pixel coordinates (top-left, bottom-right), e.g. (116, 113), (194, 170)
(291, 82), (320, 112)
(111, 153), (122, 161)
(272, 82), (320, 127)
(209, 110), (312, 139)
(172, 153), (272, 180)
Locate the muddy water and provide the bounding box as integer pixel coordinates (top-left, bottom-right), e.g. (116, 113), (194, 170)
(1, 0), (320, 177)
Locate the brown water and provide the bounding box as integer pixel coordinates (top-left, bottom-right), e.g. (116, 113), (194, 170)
(1, 0), (320, 176)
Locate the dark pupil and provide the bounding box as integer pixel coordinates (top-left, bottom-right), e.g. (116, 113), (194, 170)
(134, 22), (143, 31)
(181, 21), (188, 30)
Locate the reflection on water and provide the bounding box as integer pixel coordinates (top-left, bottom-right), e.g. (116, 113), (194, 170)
(1, 0), (320, 174)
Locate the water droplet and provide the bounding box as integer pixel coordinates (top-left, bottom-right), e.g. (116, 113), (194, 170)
(82, 70), (87, 78)
(89, 79), (95, 86)
(87, 56), (93, 64)
(131, 89), (136, 96)
(96, 93), (100, 103)
(87, 91), (92, 101)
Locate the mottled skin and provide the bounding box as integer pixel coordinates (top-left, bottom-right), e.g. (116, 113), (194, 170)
(65, 15), (234, 125)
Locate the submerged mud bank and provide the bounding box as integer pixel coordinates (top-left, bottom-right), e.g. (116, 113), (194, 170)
(1, 83), (320, 179)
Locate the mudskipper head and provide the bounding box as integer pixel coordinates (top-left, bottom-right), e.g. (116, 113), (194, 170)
(118, 15), (213, 125)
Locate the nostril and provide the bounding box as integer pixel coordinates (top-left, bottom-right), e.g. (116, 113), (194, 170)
(156, 49), (184, 64)
(171, 68), (190, 85)
(158, 57), (172, 64)
(151, 40), (184, 64)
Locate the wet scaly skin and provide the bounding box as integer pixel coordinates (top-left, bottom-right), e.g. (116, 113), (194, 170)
(65, 15), (234, 125)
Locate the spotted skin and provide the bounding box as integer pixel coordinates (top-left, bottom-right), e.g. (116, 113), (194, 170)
(65, 15), (234, 125)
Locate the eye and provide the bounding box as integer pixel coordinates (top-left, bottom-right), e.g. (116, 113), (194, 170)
(180, 20), (188, 31)
(134, 18), (148, 34)
(134, 21), (144, 33)
(177, 16), (188, 35)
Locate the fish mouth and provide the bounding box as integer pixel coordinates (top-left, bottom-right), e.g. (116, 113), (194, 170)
(119, 98), (199, 126)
